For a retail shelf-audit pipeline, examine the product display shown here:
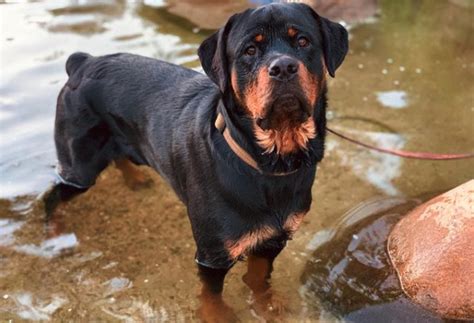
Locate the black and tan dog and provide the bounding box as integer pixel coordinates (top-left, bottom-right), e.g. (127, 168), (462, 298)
(45, 2), (348, 321)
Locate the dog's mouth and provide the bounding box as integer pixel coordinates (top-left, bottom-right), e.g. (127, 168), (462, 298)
(256, 94), (310, 131)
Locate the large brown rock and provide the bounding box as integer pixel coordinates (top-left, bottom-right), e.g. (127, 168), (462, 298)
(388, 180), (474, 320)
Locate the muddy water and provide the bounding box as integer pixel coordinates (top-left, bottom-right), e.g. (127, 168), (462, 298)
(0, 0), (473, 321)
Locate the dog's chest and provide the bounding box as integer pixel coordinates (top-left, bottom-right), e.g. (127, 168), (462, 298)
(225, 211), (307, 260)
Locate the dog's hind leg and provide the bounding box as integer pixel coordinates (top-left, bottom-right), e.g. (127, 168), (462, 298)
(44, 183), (88, 217)
(43, 182), (89, 237)
(115, 158), (153, 190)
(46, 84), (115, 234)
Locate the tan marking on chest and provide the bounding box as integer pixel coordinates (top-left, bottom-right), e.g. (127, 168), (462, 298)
(225, 226), (276, 259)
(225, 212), (308, 259)
(284, 212), (306, 236)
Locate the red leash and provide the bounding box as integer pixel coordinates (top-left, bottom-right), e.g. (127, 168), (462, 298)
(326, 127), (474, 160)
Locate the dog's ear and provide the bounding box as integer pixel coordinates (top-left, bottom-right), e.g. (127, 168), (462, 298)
(319, 16), (348, 77)
(303, 5), (348, 77)
(198, 14), (238, 92)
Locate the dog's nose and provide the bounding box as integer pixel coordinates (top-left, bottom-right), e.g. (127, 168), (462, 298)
(268, 56), (299, 81)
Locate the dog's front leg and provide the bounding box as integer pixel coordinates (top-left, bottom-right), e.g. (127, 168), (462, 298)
(243, 249), (287, 319)
(197, 264), (237, 323)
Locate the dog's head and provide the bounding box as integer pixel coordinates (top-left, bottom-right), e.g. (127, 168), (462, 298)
(199, 3), (348, 155)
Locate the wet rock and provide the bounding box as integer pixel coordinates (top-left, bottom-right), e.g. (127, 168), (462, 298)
(44, 1), (126, 35)
(300, 0), (378, 23)
(157, 0), (378, 30)
(300, 197), (440, 321)
(163, 0), (249, 30)
(345, 298), (442, 323)
(388, 180), (474, 320)
(449, 0), (474, 8)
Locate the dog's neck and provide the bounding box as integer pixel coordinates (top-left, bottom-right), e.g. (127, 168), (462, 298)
(217, 93), (327, 174)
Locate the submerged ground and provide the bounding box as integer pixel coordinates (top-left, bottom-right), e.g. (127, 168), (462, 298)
(0, 0), (473, 321)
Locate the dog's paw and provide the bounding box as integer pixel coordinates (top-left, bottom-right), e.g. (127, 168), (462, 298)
(248, 289), (289, 322)
(197, 296), (238, 323)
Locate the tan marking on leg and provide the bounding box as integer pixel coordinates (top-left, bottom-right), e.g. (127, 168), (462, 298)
(198, 289), (236, 323)
(226, 226), (276, 259)
(243, 255), (288, 318)
(115, 158), (151, 190)
(243, 255), (272, 294)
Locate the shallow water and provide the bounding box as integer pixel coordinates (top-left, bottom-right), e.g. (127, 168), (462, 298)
(0, 0), (473, 321)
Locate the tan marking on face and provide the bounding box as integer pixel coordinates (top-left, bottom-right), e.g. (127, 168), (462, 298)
(226, 226), (276, 259)
(284, 212), (306, 236)
(254, 118), (316, 155)
(243, 67), (272, 119)
(255, 34), (264, 42)
(321, 57), (330, 79)
(231, 67), (241, 100)
(288, 27), (297, 38)
(298, 62), (318, 107)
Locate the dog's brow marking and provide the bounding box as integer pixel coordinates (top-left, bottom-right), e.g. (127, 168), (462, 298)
(255, 34), (264, 42)
(225, 226), (276, 259)
(288, 27), (298, 37)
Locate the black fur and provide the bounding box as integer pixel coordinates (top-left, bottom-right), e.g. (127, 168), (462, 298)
(53, 3), (348, 269)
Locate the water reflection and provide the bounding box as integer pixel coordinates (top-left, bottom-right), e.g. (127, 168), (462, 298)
(376, 90), (408, 109)
(13, 233), (78, 258)
(5, 293), (68, 321)
(0, 219), (25, 246)
(327, 128), (405, 195)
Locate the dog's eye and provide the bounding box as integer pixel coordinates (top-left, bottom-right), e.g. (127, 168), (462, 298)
(298, 37), (309, 48)
(245, 46), (257, 56)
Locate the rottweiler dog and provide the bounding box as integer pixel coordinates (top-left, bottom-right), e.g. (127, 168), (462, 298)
(45, 2), (348, 321)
